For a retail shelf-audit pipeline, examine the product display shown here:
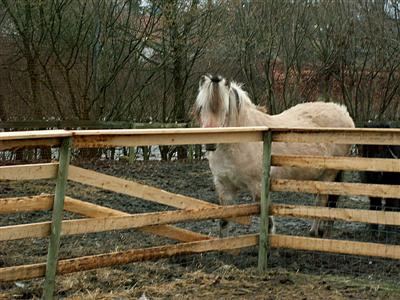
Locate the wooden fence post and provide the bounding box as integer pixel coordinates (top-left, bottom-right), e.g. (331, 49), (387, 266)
(43, 137), (72, 299)
(258, 130), (272, 272)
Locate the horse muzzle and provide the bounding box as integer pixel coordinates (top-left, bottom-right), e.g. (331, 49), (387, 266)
(205, 144), (217, 151)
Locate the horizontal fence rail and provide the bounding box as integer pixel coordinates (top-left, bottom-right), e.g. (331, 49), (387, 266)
(272, 155), (400, 172)
(271, 127), (400, 145)
(71, 127), (266, 148)
(0, 163), (59, 180)
(0, 194), (54, 213)
(1, 126), (400, 150)
(271, 179), (400, 199)
(271, 204), (400, 226)
(0, 127), (266, 150)
(270, 235), (400, 260)
(0, 130), (70, 151)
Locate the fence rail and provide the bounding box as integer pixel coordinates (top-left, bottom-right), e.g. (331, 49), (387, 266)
(272, 155), (400, 172)
(1, 126), (399, 299)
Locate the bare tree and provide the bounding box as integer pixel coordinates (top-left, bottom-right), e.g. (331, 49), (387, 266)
(226, 0), (311, 113)
(1, 0), (49, 119)
(308, 0), (400, 122)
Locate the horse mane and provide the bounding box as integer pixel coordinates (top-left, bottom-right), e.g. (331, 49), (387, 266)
(194, 75), (269, 127)
(256, 105), (268, 113)
(229, 82), (254, 109)
(210, 79), (224, 114)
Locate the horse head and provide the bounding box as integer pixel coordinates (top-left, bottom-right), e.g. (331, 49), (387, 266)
(193, 74), (244, 128)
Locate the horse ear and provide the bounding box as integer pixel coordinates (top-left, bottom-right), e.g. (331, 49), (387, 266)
(231, 87), (240, 111)
(225, 79), (230, 88)
(199, 75), (207, 88)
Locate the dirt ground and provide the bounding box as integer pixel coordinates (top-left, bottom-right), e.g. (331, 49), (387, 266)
(1, 159), (399, 299)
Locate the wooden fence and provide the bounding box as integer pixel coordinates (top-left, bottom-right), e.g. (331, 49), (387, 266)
(0, 127), (399, 299)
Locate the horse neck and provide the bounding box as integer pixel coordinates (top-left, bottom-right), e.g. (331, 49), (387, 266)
(233, 104), (272, 127)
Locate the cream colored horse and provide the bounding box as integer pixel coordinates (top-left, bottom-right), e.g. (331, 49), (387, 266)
(193, 74), (355, 237)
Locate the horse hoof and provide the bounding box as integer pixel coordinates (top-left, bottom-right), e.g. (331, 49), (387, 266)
(268, 216), (276, 234)
(219, 219), (229, 238)
(309, 228), (323, 238)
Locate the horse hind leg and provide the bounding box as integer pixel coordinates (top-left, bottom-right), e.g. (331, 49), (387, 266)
(310, 171), (342, 237)
(323, 193), (340, 237)
(254, 193), (275, 234)
(383, 198), (400, 233)
(369, 196), (382, 233)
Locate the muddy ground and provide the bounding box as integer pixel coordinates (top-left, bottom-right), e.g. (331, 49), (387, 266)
(0, 159), (399, 299)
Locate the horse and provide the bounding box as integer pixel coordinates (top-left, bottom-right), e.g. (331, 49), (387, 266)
(359, 122), (400, 232)
(193, 74), (355, 237)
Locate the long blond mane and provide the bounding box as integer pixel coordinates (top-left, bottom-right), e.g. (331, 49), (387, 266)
(194, 75), (262, 127)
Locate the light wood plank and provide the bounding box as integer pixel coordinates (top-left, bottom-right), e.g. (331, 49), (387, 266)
(0, 163), (58, 180)
(0, 222), (51, 240)
(271, 179), (400, 199)
(0, 234), (258, 282)
(68, 166), (251, 225)
(0, 130), (71, 140)
(64, 197), (130, 218)
(0, 204), (259, 241)
(71, 127), (268, 136)
(64, 197), (213, 242)
(0, 138), (63, 151)
(270, 204), (400, 226)
(272, 155), (400, 172)
(272, 130), (400, 145)
(72, 131), (263, 148)
(0, 195), (53, 213)
(68, 166), (216, 210)
(71, 127), (267, 146)
(270, 234), (400, 260)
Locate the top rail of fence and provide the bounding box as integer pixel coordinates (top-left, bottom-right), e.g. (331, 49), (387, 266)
(0, 130), (71, 140)
(0, 127), (268, 150)
(1, 127), (400, 150)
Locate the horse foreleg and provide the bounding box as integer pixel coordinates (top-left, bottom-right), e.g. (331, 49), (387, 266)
(310, 194), (329, 237)
(216, 186), (236, 238)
